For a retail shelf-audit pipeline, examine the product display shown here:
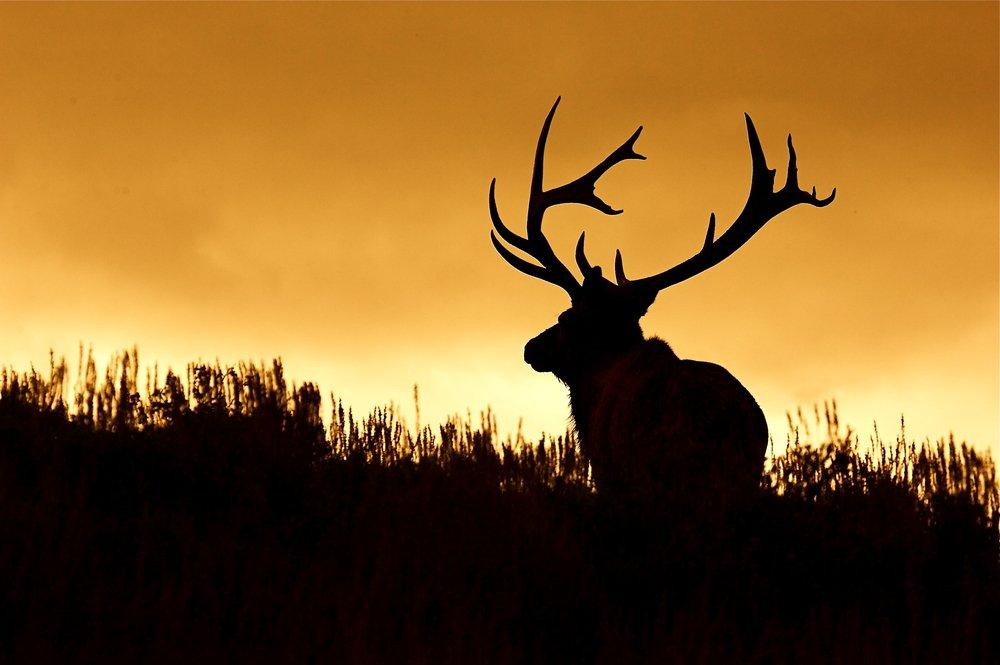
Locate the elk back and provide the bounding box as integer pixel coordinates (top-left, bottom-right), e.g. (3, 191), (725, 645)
(575, 339), (768, 506)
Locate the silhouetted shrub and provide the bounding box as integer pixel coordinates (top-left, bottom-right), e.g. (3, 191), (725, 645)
(0, 352), (996, 663)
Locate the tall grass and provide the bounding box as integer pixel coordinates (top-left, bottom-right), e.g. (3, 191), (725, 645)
(0, 351), (996, 663)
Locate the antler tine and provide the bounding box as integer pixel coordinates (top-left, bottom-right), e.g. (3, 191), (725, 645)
(614, 249), (627, 284)
(745, 113), (777, 197)
(490, 231), (556, 283)
(575, 231), (602, 278)
(785, 134), (799, 191)
(489, 179), (532, 253)
(617, 114), (835, 293)
(703, 212), (717, 250)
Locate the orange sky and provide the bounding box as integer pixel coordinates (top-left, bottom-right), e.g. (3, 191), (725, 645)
(0, 3), (997, 455)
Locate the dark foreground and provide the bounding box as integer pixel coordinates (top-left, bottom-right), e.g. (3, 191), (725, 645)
(1, 354), (997, 663)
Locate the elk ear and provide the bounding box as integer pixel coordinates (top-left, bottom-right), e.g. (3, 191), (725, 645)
(583, 266), (617, 289)
(627, 287), (658, 318)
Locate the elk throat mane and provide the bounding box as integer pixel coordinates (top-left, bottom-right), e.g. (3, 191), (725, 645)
(568, 337), (680, 443)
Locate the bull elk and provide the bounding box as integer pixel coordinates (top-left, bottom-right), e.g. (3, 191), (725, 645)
(488, 99), (835, 502)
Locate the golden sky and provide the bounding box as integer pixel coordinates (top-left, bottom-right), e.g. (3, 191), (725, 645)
(0, 3), (997, 454)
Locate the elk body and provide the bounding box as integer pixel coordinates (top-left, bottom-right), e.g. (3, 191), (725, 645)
(489, 99), (835, 501)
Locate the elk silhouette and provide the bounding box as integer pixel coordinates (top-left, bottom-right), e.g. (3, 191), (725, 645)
(488, 98), (835, 501)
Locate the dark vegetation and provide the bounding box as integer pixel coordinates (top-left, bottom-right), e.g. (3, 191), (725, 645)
(1, 350), (997, 663)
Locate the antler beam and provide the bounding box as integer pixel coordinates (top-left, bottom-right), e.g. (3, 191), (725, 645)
(616, 115), (835, 292)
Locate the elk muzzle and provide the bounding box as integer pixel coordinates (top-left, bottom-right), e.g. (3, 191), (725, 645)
(524, 325), (560, 373)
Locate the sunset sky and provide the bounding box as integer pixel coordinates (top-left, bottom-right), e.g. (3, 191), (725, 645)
(0, 3), (996, 455)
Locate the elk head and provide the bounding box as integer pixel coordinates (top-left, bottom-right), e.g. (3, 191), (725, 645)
(489, 98), (835, 386)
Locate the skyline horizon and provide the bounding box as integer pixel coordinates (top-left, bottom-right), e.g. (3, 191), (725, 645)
(3, 343), (990, 458)
(1, 3), (996, 456)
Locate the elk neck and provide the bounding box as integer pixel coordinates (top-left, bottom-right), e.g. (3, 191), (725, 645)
(567, 335), (679, 443)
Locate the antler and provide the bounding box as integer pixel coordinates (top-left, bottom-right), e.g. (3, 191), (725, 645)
(490, 97), (645, 297)
(614, 114), (835, 291)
